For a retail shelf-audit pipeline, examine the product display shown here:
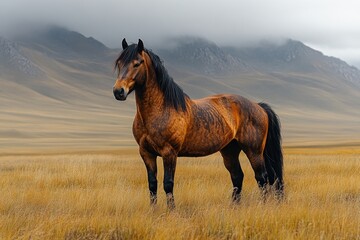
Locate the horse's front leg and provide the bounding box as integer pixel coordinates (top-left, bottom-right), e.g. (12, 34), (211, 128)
(140, 149), (158, 205)
(162, 150), (177, 210)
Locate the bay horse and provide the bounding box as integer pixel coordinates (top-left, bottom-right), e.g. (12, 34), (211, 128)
(113, 39), (284, 209)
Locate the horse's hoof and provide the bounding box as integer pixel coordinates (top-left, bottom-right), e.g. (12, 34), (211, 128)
(150, 193), (157, 205)
(166, 193), (176, 210)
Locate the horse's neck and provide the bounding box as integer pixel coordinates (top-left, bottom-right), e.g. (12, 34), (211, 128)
(135, 72), (165, 121)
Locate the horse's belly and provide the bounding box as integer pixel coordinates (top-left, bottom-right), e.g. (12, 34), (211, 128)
(178, 133), (233, 157)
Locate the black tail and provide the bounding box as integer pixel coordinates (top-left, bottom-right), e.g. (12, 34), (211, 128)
(258, 103), (284, 197)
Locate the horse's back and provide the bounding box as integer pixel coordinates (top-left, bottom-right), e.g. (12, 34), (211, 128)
(197, 94), (268, 151)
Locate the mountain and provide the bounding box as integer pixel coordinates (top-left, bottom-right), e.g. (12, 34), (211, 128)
(0, 27), (359, 153)
(161, 38), (360, 88)
(158, 37), (249, 75)
(228, 40), (360, 88)
(16, 26), (110, 59)
(0, 36), (43, 77)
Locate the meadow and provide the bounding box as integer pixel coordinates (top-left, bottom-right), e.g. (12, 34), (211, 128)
(0, 148), (359, 239)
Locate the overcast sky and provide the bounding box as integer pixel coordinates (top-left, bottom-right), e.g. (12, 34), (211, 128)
(1, 0), (360, 67)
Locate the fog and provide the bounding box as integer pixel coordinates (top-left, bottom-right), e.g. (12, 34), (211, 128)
(1, 0), (360, 67)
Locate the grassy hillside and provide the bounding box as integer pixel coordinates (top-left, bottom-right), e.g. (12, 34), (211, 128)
(0, 148), (359, 239)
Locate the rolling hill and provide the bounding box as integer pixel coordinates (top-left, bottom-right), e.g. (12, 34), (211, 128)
(0, 27), (359, 154)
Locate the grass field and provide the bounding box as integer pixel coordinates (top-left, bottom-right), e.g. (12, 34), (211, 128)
(0, 148), (359, 239)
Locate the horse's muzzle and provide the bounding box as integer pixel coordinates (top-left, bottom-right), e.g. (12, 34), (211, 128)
(113, 88), (127, 101)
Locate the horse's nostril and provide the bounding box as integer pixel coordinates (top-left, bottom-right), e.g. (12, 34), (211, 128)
(114, 88), (126, 100)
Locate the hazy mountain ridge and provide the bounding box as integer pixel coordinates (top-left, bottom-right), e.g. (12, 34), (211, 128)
(0, 27), (359, 153)
(161, 38), (360, 88)
(323, 56), (360, 87)
(15, 26), (111, 60)
(0, 36), (43, 76)
(158, 37), (250, 74)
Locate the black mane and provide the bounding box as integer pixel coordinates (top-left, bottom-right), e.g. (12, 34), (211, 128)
(115, 44), (139, 69)
(115, 44), (188, 111)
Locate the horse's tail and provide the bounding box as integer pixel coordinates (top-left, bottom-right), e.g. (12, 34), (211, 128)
(258, 103), (284, 197)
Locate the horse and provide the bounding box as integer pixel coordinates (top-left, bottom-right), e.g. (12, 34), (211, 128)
(113, 39), (284, 209)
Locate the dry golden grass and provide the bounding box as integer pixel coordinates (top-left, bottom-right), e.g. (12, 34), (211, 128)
(0, 148), (359, 239)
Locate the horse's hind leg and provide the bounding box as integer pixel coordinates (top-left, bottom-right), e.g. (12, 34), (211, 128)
(220, 140), (243, 203)
(245, 151), (269, 200)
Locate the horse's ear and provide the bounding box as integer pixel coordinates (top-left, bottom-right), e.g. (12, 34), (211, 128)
(122, 38), (128, 50)
(138, 39), (144, 53)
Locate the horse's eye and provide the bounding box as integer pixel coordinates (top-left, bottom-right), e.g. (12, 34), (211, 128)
(134, 60), (144, 68)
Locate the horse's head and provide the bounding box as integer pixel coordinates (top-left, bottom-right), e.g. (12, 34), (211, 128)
(113, 38), (147, 101)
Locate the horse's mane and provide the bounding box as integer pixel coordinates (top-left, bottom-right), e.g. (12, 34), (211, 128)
(115, 44), (188, 111)
(115, 44), (138, 69)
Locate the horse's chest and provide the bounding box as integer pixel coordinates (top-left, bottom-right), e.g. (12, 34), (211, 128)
(133, 115), (186, 152)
